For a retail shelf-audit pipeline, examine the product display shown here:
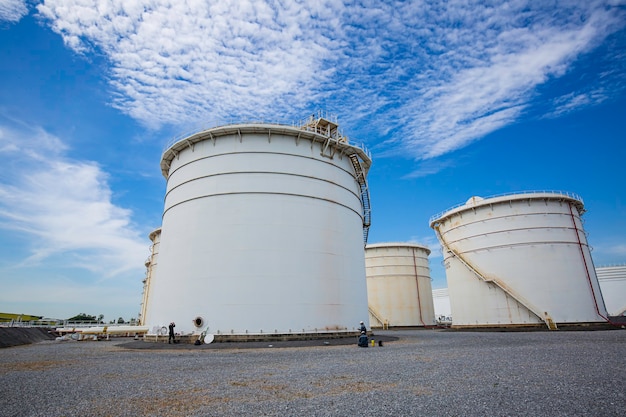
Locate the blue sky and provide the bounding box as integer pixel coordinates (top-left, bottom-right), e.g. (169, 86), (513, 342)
(1, 0), (625, 322)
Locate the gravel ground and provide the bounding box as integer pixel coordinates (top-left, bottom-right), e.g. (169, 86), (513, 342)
(0, 329), (624, 417)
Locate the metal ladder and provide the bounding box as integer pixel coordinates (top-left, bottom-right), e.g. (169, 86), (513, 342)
(349, 154), (371, 245)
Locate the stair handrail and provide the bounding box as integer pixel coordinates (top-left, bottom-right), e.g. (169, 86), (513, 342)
(432, 223), (557, 330)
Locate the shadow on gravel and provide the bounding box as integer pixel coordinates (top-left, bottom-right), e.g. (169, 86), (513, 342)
(118, 334), (399, 350)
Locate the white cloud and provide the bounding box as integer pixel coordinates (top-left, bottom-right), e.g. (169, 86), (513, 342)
(368, 1), (626, 160)
(0, 0), (28, 22)
(35, 0), (626, 160)
(407, 234), (442, 259)
(0, 121), (148, 277)
(606, 244), (626, 257)
(37, 0), (346, 128)
(402, 157), (458, 179)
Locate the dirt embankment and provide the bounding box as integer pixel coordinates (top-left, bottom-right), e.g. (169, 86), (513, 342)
(0, 327), (55, 348)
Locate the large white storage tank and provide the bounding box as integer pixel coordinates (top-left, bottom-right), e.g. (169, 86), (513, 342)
(144, 114), (372, 336)
(596, 265), (626, 317)
(429, 192), (609, 329)
(365, 243), (435, 327)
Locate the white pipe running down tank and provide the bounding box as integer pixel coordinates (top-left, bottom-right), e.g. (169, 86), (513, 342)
(144, 118), (372, 335)
(429, 192), (608, 328)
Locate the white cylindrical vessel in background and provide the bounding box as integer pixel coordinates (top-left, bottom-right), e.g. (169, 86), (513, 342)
(432, 288), (452, 324)
(144, 115), (372, 336)
(596, 265), (626, 317)
(429, 192), (608, 329)
(365, 243), (435, 327)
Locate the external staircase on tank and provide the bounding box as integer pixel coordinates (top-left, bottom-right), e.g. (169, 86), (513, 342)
(432, 223), (558, 330)
(301, 112), (372, 245)
(349, 154), (371, 244)
(368, 306), (389, 329)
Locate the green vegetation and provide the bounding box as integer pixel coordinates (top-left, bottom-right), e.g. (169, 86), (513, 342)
(0, 312), (43, 323)
(66, 313), (98, 322)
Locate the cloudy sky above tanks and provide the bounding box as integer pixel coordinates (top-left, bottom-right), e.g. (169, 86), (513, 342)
(0, 0), (625, 321)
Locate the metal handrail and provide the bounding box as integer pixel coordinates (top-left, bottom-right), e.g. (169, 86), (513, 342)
(162, 114), (372, 160)
(429, 190), (584, 225)
(432, 223), (556, 330)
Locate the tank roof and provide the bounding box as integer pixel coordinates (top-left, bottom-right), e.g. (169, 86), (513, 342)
(366, 242), (431, 255)
(429, 191), (585, 227)
(160, 121), (371, 179)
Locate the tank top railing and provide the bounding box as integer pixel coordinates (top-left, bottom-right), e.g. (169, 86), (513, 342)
(429, 190), (584, 225)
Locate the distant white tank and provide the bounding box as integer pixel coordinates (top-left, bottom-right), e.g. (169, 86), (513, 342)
(432, 288), (451, 324)
(596, 265), (626, 316)
(429, 191), (608, 329)
(139, 228), (161, 326)
(144, 114), (372, 336)
(365, 243), (435, 327)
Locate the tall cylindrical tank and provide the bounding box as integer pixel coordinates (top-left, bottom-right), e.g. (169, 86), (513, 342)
(596, 265), (626, 316)
(139, 228), (161, 326)
(429, 192), (608, 329)
(144, 115), (372, 336)
(365, 243), (435, 327)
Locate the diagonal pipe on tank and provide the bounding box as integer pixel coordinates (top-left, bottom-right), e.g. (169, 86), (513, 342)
(368, 306), (387, 329)
(432, 223), (557, 330)
(567, 204), (621, 327)
(412, 248), (427, 327)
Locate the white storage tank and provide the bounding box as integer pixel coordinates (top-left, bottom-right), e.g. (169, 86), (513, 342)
(139, 228), (161, 326)
(596, 265), (626, 316)
(432, 288), (452, 324)
(429, 192), (608, 329)
(144, 114), (372, 336)
(365, 243), (435, 327)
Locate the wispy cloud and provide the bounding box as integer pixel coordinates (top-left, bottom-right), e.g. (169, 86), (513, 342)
(0, 119), (148, 277)
(35, 1), (626, 161)
(605, 243), (626, 257)
(0, 0), (28, 23)
(402, 157), (458, 179)
(407, 234), (442, 259)
(37, 0), (347, 129)
(369, 1), (626, 160)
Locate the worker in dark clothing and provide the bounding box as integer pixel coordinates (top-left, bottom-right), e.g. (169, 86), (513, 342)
(358, 331), (369, 347)
(359, 320), (367, 334)
(168, 322), (176, 344)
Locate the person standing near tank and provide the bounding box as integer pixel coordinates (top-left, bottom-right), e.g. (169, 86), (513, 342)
(168, 322), (176, 344)
(359, 320), (367, 334)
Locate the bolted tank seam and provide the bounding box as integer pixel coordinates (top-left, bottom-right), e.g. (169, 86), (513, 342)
(165, 150), (359, 185)
(164, 171), (360, 204)
(162, 191), (364, 220)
